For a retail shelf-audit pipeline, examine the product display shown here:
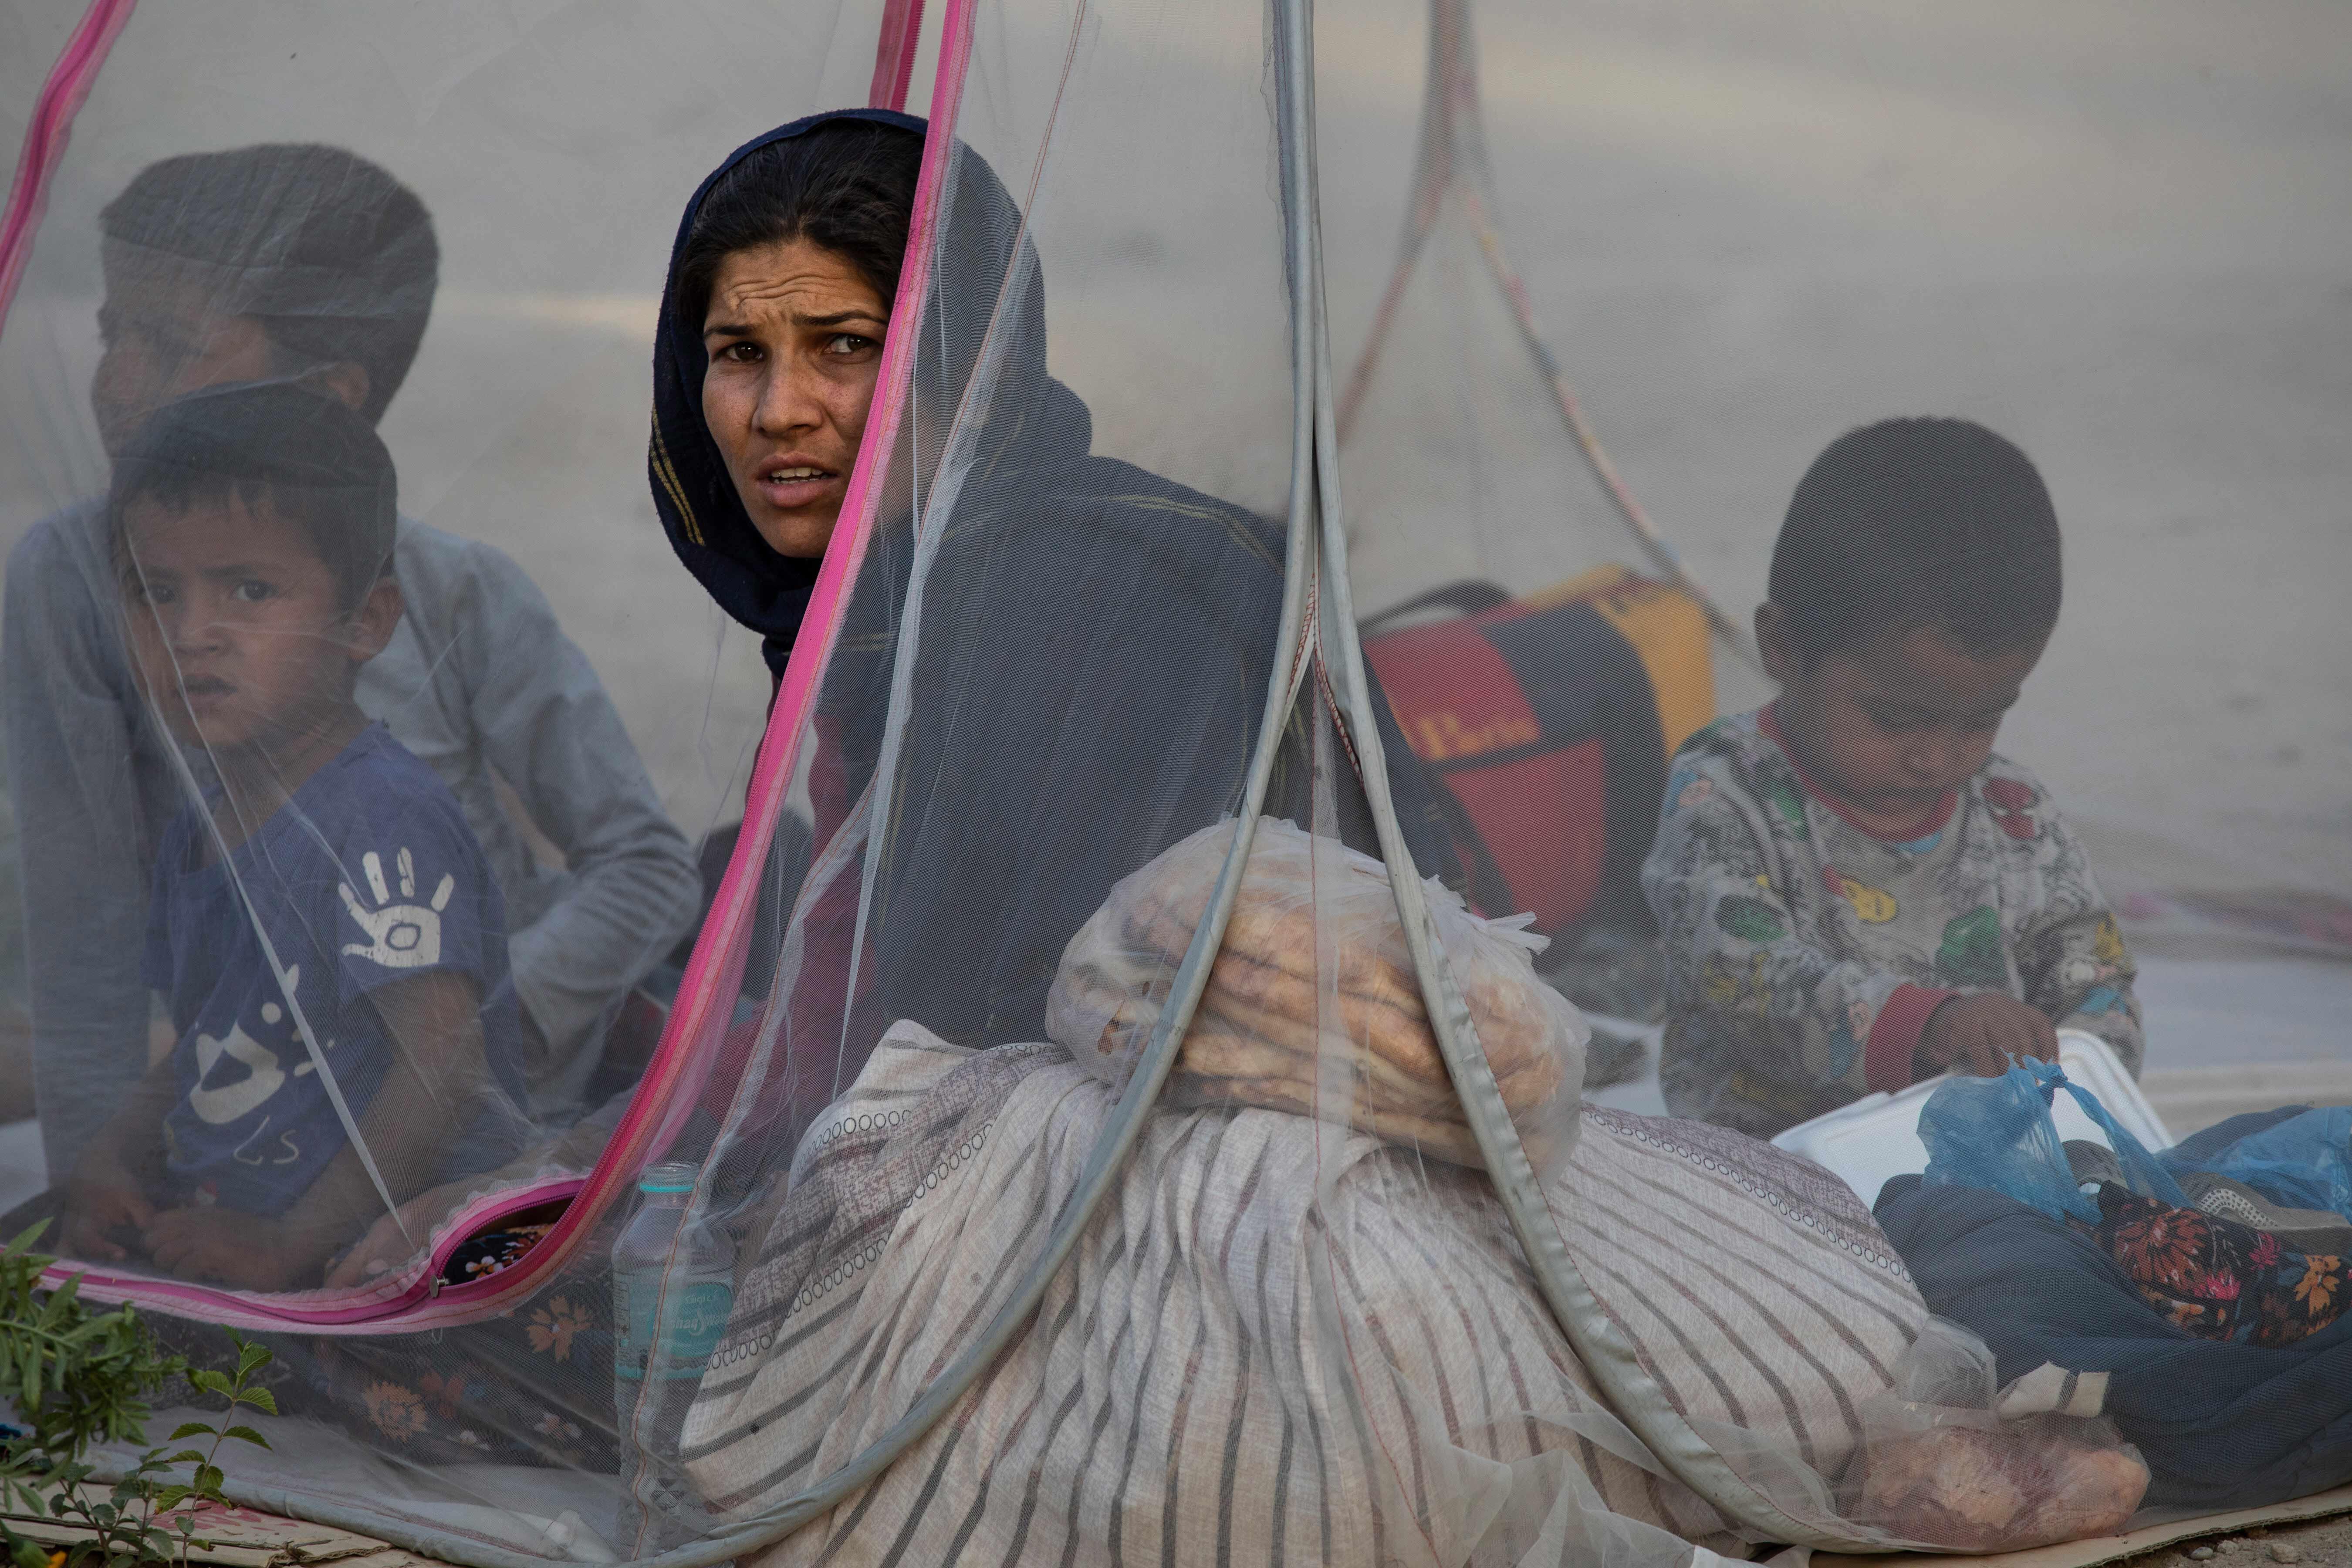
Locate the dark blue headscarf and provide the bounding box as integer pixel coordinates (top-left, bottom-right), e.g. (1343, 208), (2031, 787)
(647, 109), (926, 679)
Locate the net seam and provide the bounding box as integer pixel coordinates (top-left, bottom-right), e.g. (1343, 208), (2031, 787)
(0, 0), (140, 326)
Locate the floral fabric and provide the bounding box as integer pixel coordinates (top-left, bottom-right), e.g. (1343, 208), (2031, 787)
(1642, 706), (2143, 1138)
(441, 1220), (556, 1284)
(159, 1236), (620, 1472)
(299, 1263), (618, 1469)
(2090, 1185), (2349, 1348)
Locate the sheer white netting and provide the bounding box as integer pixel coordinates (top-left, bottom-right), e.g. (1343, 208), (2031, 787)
(2, 0), (2345, 1563)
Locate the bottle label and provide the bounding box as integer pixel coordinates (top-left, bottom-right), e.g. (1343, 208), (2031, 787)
(615, 1272), (735, 1382)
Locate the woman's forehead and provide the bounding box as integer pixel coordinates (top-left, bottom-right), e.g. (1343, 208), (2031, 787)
(704, 238), (887, 327)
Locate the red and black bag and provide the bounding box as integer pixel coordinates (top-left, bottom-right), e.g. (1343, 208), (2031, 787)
(1363, 569), (1714, 943)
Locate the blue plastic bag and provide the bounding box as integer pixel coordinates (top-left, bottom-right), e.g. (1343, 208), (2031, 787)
(2159, 1106), (2352, 1221)
(1918, 1058), (2188, 1223)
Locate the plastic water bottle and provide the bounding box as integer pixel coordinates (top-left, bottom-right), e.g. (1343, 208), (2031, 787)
(612, 1161), (733, 1544)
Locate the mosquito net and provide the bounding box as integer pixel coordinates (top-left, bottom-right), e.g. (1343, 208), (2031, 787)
(1, 0), (2346, 1564)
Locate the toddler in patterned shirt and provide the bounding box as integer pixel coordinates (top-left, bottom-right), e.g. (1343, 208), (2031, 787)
(1642, 417), (2142, 1139)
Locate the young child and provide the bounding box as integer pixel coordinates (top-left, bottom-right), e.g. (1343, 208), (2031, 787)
(58, 383), (528, 1290)
(1642, 417), (2142, 1139)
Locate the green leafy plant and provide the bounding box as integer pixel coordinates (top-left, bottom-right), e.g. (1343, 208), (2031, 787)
(0, 1223), (274, 1568)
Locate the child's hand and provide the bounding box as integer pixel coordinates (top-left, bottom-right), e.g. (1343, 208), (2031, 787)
(1916, 994), (2058, 1079)
(143, 1207), (322, 1292)
(324, 1178), (469, 1290)
(58, 1161), (155, 1262)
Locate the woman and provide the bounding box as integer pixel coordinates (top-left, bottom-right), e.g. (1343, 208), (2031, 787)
(648, 110), (1454, 1102)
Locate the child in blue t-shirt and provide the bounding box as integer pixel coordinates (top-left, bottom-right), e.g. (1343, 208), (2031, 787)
(59, 383), (527, 1291)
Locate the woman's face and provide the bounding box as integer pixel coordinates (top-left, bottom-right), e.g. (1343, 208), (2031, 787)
(701, 237), (890, 559)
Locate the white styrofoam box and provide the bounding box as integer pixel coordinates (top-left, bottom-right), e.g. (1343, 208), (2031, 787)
(1769, 1031), (2171, 1209)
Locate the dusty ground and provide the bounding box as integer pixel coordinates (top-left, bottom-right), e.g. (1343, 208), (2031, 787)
(2131, 1515), (2352, 1568)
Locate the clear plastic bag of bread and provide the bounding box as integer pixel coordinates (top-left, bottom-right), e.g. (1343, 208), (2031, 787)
(1046, 815), (1587, 1173)
(1843, 1318), (2150, 1551)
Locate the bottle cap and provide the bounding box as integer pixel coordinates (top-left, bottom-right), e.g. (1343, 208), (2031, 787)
(638, 1160), (699, 1195)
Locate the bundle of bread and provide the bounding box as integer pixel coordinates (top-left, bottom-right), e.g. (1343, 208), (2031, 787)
(1842, 1325), (2151, 1551)
(1855, 1417), (2149, 1551)
(1045, 817), (1586, 1169)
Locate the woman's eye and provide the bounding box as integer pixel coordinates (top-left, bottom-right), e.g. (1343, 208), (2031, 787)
(825, 333), (876, 357)
(713, 341), (760, 364)
(230, 580), (275, 604)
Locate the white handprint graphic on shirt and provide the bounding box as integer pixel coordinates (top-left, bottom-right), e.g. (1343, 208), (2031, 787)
(339, 847), (453, 970)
